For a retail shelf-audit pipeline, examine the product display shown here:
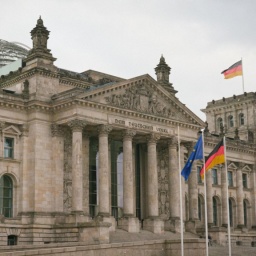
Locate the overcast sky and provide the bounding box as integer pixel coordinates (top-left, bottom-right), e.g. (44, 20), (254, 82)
(1, 1), (256, 120)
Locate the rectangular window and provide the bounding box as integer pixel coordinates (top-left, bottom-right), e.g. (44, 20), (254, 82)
(242, 173), (248, 188)
(212, 169), (218, 185)
(197, 166), (202, 184)
(228, 171), (233, 187)
(4, 138), (14, 158)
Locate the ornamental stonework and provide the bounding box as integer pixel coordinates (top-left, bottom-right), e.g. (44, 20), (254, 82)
(63, 128), (72, 212)
(105, 82), (177, 118)
(157, 149), (169, 219)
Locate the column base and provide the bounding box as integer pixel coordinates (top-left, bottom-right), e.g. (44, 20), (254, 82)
(95, 215), (116, 232)
(66, 211), (91, 224)
(118, 216), (140, 233)
(165, 218), (182, 233)
(185, 220), (199, 233)
(143, 218), (164, 234)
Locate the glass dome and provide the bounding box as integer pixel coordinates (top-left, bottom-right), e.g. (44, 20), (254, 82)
(0, 39), (29, 67)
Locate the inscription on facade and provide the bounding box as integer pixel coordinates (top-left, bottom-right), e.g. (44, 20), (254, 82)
(112, 118), (170, 134)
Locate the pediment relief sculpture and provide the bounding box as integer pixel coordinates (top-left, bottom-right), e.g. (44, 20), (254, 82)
(105, 82), (179, 119)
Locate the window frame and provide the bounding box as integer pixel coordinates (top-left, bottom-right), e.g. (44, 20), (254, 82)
(228, 115), (234, 128)
(242, 173), (248, 188)
(4, 137), (14, 159)
(0, 175), (13, 218)
(212, 168), (218, 185)
(239, 113), (245, 126)
(228, 171), (233, 187)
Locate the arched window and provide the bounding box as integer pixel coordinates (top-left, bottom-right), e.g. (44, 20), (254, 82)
(217, 117), (223, 131)
(0, 175), (13, 217)
(213, 197), (218, 226)
(239, 113), (245, 126)
(228, 115), (234, 128)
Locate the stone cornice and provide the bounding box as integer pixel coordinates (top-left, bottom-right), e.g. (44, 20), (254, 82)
(0, 67), (92, 90)
(52, 99), (202, 131)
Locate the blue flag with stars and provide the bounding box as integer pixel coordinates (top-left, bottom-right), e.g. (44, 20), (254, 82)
(181, 135), (203, 181)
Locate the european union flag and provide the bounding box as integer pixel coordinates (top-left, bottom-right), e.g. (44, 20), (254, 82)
(181, 135), (203, 181)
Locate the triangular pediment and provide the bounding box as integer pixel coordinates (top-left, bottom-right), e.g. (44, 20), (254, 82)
(79, 74), (204, 127)
(242, 165), (252, 173)
(228, 162), (238, 170)
(3, 125), (21, 135)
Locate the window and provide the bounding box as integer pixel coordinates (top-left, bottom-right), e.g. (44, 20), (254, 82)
(198, 196), (202, 221)
(4, 138), (14, 158)
(228, 115), (234, 128)
(229, 199), (233, 227)
(217, 117), (223, 131)
(212, 169), (218, 185)
(213, 197), (218, 226)
(239, 113), (245, 126)
(243, 200), (247, 227)
(197, 166), (202, 184)
(7, 235), (17, 245)
(242, 173), (248, 188)
(0, 175), (13, 217)
(228, 171), (233, 187)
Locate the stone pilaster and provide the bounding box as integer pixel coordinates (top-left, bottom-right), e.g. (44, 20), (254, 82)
(206, 169), (213, 226)
(20, 124), (30, 215)
(251, 165), (256, 229)
(51, 124), (64, 212)
(98, 125), (112, 217)
(68, 119), (86, 213)
(143, 133), (164, 234)
(236, 166), (244, 228)
(221, 164), (228, 227)
(119, 129), (139, 232)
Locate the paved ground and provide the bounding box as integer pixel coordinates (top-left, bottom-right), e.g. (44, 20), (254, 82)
(209, 245), (256, 256)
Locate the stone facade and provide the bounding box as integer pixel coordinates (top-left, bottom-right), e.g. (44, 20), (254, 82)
(0, 17), (256, 253)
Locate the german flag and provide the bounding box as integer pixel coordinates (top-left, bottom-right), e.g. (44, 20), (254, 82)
(200, 139), (225, 179)
(221, 60), (242, 79)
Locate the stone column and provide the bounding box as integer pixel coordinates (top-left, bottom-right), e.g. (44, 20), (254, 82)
(119, 129), (139, 232)
(206, 169), (213, 226)
(143, 133), (164, 234)
(98, 125), (112, 217)
(183, 141), (198, 233)
(68, 119), (86, 213)
(180, 144), (186, 221)
(236, 166), (244, 228)
(51, 124), (64, 212)
(221, 164), (228, 227)
(166, 136), (181, 232)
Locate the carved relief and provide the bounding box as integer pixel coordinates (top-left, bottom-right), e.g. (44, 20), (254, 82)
(157, 149), (169, 219)
(63, 128), (72, 212)
(105, 82), (176, 118)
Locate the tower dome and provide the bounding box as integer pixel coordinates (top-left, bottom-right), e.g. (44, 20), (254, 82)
(0, 39), (29, 67)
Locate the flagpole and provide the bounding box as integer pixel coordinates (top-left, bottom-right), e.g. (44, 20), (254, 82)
(223, 136), (232, 256)
(202, 131), (209, 256)
(241, 58), (245, 93)
(178, 126), (184, 256)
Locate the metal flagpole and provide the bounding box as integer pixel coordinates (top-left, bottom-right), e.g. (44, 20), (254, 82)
(241, 58), (245, 93)
(202, 131), (209, 256)
(223, 136), (232, 256)
(178, 126), (184, 256)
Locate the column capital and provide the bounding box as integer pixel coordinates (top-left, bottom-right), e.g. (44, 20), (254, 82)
(98, 124), (112, 135)
(122, 129), (136, 139)
(51, 123), (64, 137)
(0, 121), (5, 133)
(168, 135), (178, 147)
(147, 133), (161, 144)
(68, 119), (86, 132)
